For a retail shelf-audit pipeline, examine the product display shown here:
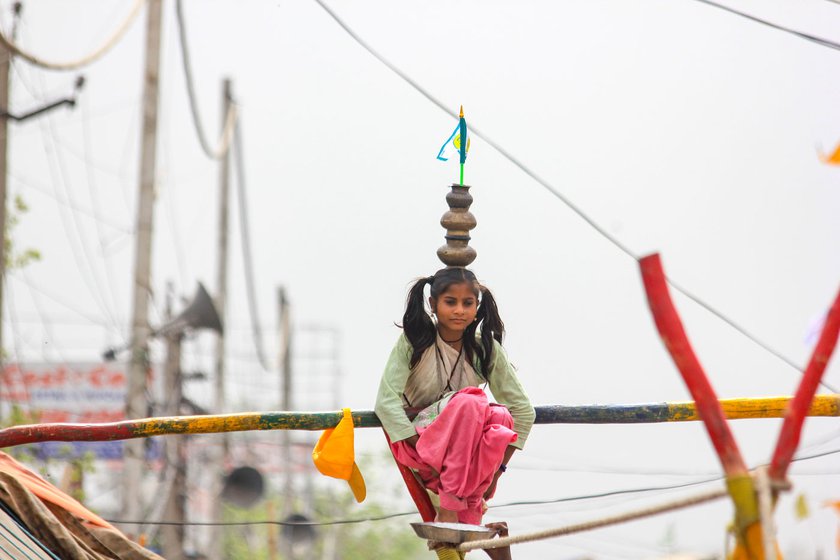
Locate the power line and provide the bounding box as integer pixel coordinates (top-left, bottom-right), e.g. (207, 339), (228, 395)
(173, 0), (237, 159)
(104, 444), (840, 528)
(10, 170), (132, 234)
(690, 0), (840, 52)
(6, 272), (116, 329)
(37, 96), (122, 333)
(309, 0), (839, 394)
(0, 0), (145, 71)
(5, 276), (28, 369)
(15, 270), (70, 364)
(80, 92), (125, 330)
(12, 31), (125, 332)
(232, 118), (270, 371)
(159, 103), (192, 291)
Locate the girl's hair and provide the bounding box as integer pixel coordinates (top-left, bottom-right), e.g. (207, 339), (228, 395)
(402, 268), (505, 378)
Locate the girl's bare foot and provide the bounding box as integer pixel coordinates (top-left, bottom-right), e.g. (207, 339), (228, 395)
(435, 507), (459, 524)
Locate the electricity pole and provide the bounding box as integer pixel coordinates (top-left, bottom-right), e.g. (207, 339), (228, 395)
(0, 18), (10, 361)
(214, 79), (232, 423)
(279, 287), (294, 559)
(208, 78), (232, 560)
(123, 0), (163, 532)
(160, 327), (185, 560)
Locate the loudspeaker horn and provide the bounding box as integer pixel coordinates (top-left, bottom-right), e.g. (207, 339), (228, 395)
(221, 465), (265, 508)
(155, 282), (223, 337)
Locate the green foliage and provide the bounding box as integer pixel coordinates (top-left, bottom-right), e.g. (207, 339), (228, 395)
(4, 194), (41, 269)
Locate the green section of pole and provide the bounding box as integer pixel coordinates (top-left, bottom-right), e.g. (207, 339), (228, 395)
(460, 163), (464, 185)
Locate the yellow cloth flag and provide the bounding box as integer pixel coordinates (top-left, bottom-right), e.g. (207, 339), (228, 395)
(312, 408), (366, 503)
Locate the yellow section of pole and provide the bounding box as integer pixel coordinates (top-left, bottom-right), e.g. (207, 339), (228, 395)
(726, 469), (784, 560)
(668, 394), (840, 421)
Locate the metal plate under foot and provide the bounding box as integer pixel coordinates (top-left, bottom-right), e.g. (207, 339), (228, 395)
(410, 522), (496, 544)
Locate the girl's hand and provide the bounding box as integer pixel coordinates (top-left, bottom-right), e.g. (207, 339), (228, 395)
(483, 522), (512, 560)
(484, 521), (508, 538)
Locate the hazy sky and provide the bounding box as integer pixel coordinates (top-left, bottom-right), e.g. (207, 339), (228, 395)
(3, 0), (840, 557)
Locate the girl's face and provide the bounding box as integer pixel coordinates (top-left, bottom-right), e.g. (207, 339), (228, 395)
(430, 281), (478, 339)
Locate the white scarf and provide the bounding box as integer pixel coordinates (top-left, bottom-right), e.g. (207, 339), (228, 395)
(402, 333), (483, 409)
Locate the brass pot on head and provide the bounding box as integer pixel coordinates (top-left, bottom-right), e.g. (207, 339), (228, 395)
(437, 184), (477, 267)
(155, 282), (223, 338)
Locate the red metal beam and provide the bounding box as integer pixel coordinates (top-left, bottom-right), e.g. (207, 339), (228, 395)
(769, 285), (840, 481)
(639, 253), (748, 476)
(383, 431), (436, 522)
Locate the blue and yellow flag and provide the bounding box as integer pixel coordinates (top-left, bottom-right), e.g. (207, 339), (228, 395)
(437, 106), (470, 183)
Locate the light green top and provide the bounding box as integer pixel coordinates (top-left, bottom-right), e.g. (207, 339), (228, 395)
(374, 334), (536, 450)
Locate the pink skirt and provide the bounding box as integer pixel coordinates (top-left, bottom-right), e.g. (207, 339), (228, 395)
(391, 387), (517, 524)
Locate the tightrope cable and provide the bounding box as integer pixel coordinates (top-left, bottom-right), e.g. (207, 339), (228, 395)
(459, 488), (728, 551)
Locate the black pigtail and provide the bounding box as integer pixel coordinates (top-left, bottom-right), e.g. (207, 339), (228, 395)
(402, 276), (437, 368)
(474, 287), (505, 378)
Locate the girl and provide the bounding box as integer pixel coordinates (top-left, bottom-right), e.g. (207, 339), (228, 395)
(375, 267), (535, 535)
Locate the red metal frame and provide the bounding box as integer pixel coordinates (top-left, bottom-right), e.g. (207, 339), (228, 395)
(639, 253), (748, 476)
(769, 286), (840, 481)
(383, 430), (436, 522)
(640, 253), (840, 483)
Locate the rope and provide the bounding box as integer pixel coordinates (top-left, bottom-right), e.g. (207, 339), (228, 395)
(174, 0), (237, 159)
(0, 0), (145, 71)
(457, 488), (728, 551)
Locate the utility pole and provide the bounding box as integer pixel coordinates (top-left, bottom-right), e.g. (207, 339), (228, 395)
(0, 12), (10, 362)
(214, 78), (232, 423)
(278, 287), (294, 559)
(207, 79), (232, 560)
(123, 0), (163, 534)
(0, 2), (20, 364)
(160, 285), (185, 560)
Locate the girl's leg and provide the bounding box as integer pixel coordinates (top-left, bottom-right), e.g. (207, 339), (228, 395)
(435, 507), (459, 523)
(417, 389), (515, 525)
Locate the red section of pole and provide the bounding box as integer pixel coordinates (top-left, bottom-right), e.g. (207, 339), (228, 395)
(0, 422), (136, 446)
(769, 285), (840, 482)
(639, 253), (748, 476)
